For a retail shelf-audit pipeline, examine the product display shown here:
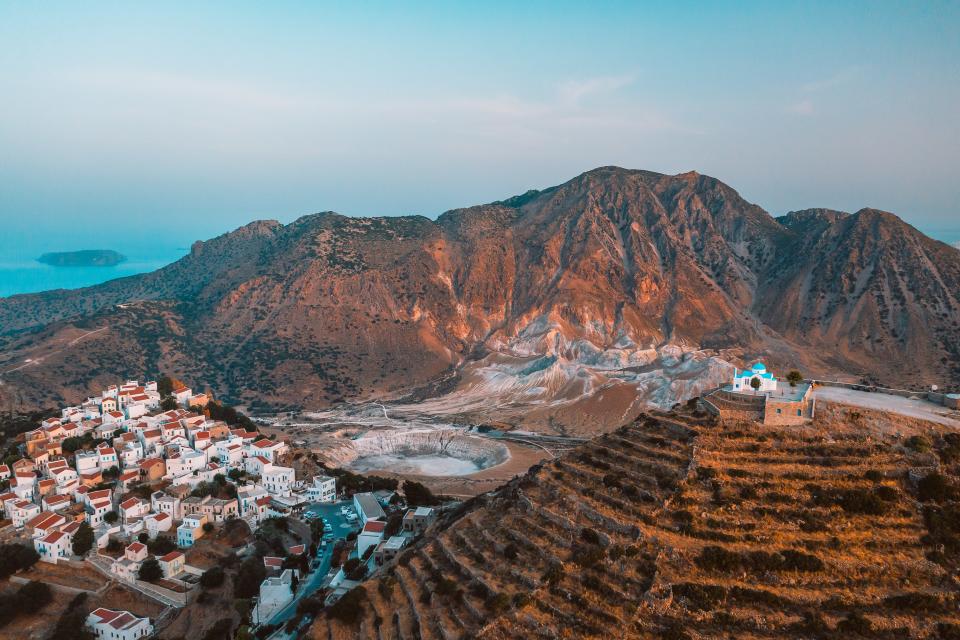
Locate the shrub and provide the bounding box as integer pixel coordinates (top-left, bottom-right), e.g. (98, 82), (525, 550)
(905, 435), (932, 453)
(502, 543), (518, 560)
(484, 592), (510, 613)
(919, 473), (953, 503)
(200, 566), (225, 588)
(882, 591), (942, 611)
(836, 611), (873, 635)
(580, 528), (601, 545)
(71, 522), (95, 556)
(571, 545), (605, 568)
(138, 558), (162, 582)
(234, 556), (266, 599)
(402, 480), (439, 506)
(672, 582), (726, 610)
(328, 586), (366, 625)
(809, 487), (888, 515)
(0, 543), (40, 578)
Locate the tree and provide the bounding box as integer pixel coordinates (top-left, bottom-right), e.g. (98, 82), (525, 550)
(786, 370), (804, 387)
(138, 557), (163, 582)
(138, 533), (149, 544)
(0, 543), (39, 578)
(72, 522), (95, 556)
(328, 586), (367, 625)
(61, 436), (82, 454)
(402, 480), (439, 507)
(161, 397), (178, 411)
(49, 593), (93, 640)
(203, 522), (215, 533)
(234, 556), (266, 599)
(15, 580), (51, 614)
(750, 377), (762, 393)
(103, 511), (119, 524)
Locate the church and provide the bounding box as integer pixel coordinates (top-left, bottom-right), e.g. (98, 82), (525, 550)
(731, 362), (778, 393)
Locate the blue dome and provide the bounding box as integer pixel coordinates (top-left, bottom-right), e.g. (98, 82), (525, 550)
(750, 362), (767, 371)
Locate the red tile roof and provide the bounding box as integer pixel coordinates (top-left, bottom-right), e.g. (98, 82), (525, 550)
(363, 521), (387, 533)
(159, 550), (183, 562)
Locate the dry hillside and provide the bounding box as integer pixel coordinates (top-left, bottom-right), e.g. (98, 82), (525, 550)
(312, 408), (960, 639)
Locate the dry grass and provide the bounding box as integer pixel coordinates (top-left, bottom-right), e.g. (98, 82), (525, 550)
(309, 408), (960, 639)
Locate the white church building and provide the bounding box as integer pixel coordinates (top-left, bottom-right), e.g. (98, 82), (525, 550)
(732, 362), (778, 393)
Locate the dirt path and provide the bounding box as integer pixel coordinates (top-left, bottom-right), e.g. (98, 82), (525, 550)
(813, 385), (960, 428)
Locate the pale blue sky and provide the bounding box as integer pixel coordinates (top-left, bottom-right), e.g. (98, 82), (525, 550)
(1, 1), (958, 258)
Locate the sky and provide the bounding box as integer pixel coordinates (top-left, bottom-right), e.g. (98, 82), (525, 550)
(1, 1), (958, 259)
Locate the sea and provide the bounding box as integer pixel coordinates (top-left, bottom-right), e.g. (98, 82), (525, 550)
(0, 247), (187, 299)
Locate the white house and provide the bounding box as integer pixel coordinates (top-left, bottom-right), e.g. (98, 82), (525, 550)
(86, 608), (153, 640)
(353, 492), (386, 525)
(165, 448), (206, 479)
(357, 520), (386, 558)
(151, 491), (182, 520)
(42, 494), (72, 512)
(248, 438), (287, 463)
(262, 465), (295, 497)
(34, 530), (72, 564)
(732, 362), (778, 393)
(158, 550), (185, 578)
(144, 512), (173, 538)
(85, 498), (113, 527)
(75, 451), (100, 476)
(96, 445), (119, 471)
(252, 569), (295, 625)
(11, 500), (41, 528)
(177, 514), (206, 548)
(119, 497), (150, 523)
(306, 475), (337, 503)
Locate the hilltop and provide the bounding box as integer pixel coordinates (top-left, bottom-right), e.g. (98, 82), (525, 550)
(310, 406), (960, 639)
(1, 168), (957, 421)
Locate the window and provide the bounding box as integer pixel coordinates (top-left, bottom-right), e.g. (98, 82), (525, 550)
(797, 409), (802, 416)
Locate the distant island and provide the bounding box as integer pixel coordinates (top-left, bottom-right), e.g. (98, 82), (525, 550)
(37, 249), (127, 267)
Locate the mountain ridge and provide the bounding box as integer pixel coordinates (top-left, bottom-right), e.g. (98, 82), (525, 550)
(0, 167), (956, 414)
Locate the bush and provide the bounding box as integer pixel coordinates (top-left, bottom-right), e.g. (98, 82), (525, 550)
(234, 556), (266, 599)
(672, 582), (727, 610)
(402, 480), (439, 507)
(484, 592), (510, 613)
(809, 486), (888, 515)
(696, 546), (824, 573)
(919, 473), (953, 503)
(836, 611), (873, 635)
(138, 558), (163, 582)
(202, 618), (234, 640)
(580, 528), (601, 545)
(570, 545), (605, 568)
(49, 593), (93, 640)
(200, 566), (225, 588)
(0, 580), (53, 628)
(882, 591), (942, 611)
(147, 536), (177, 556)
(905, 435), (933, 453)
(328, 586), (366, 625)
(0, 543), (40, 578)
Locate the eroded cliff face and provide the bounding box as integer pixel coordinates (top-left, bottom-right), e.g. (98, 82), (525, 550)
(0, 167), (957, 419)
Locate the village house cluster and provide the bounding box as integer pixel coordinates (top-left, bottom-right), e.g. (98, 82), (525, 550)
(0, 379), (340, 636)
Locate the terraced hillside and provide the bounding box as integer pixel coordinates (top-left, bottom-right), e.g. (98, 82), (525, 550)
(312, 410), (960, 640)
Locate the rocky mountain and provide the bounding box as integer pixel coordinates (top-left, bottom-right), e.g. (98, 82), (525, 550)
(0, 167), (957, 416)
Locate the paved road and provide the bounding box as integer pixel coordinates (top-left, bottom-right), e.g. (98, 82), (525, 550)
(265, 501), (360, 633)
(814, 386), (960, 428)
